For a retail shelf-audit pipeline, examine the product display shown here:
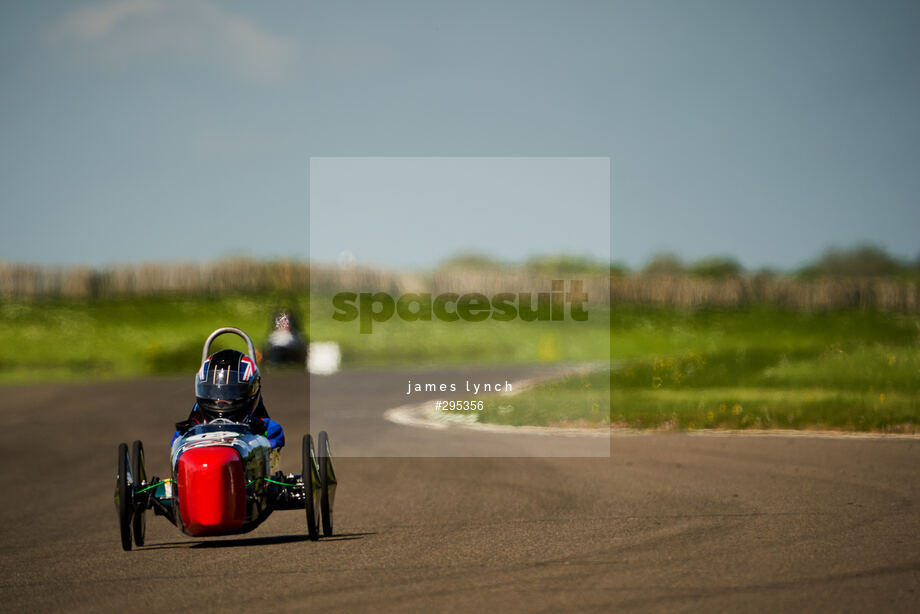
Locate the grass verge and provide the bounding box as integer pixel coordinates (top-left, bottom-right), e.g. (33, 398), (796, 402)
(476, 307), (920, 432)
(0, 293), (609, 384)
(2, 296), (918, 433)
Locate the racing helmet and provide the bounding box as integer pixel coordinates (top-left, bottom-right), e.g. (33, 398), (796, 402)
(195, 348), (261, 422)
(274, 312), (292, 331)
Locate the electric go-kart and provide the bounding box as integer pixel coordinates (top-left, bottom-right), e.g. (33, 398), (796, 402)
(114, 327), (335, 551)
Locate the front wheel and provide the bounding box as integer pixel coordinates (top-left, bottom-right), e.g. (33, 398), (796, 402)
(318, 431), (336, 537)
(131, 440), (146, 547)
(302, 434), (320, 541)
(114, 442), (133, 551)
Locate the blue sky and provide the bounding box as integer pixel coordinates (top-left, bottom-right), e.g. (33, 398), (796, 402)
(1, 1), (918, 270)
(310, 157), (609, 270)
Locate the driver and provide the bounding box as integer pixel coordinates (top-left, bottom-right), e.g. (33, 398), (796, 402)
(171, 348), (285, 450)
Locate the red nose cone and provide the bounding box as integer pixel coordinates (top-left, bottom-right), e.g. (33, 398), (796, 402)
(177, 446), (246, 536)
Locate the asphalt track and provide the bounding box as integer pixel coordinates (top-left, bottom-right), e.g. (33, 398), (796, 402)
(1, 368), (918, 612)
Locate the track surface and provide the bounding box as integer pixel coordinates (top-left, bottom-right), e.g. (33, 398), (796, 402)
(1, 368), (918, 612)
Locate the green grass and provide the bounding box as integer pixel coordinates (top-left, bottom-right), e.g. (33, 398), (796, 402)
(0, 293), (609, 384)
(474, 307), (920, 432)
(477, 370), (609, 427)
(0, 295), (288, 384)
(309, 293), (609, 367)
(3, 296), (918, 433)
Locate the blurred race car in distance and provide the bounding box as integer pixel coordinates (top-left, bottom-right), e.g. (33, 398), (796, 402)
(263, 309), (309, 367)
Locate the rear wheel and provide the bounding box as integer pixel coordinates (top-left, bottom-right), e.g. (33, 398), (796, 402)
(115, 442), (133, 551)
(318, 431), (336, 536)
(302, 434), (320, 541)
(131, 440), (146, 547)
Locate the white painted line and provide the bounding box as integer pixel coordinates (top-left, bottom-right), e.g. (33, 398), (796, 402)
(678, 428), (920, 440)
(383, 365), (920, 440)
(384, 365), (610, 437)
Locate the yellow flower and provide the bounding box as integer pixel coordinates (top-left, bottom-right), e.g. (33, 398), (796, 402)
(536, 335), (560, 361)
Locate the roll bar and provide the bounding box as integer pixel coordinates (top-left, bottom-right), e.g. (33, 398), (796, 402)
(201, 327), (258, 364)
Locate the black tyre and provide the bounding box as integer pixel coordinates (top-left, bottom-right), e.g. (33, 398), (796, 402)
(131, 440), (146, 547)
(302, 434), (320, 541)
(318, 431), (336, 537)
(115, 442), (133, 551)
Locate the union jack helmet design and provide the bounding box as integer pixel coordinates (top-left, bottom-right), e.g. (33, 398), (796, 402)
(195, 349), (261, 421)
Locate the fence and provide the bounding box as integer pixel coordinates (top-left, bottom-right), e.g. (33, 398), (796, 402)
(1, 261), (917, 311)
